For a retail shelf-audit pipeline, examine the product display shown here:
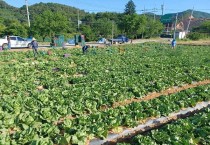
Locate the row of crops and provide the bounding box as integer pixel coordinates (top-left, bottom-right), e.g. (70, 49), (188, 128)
(0, 43), (210, 144)
(117, 106), (210, 145)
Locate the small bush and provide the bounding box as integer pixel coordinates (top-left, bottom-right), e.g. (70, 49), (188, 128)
(187, 32), (205, 40)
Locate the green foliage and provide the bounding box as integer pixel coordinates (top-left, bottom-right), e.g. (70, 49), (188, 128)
(131, 107), (210, 144)
(0, 23), (6, 34)
(31, 10), (71, 40)
(1, 1), (210, 40)
(190, 10), (210, 18)
(161, 10), (210, 24)
(145, 18), (164, 38)
(187, 32), (205, 40)
(124, 0), (136, 15)
(80, 25), (96, 41)
(189, 20), (210, 40)
(0, 1), (21, 21)
(120, 14), (144, 38)
(0, 44), (210, 144)
(2, 19), (28, 37)
(92, 19), (113, 38)
(120, 15), (163, 39)
(201, 20), (210, 31)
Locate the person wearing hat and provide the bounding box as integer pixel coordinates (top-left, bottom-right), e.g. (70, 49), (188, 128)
(31, 37), (39, 57)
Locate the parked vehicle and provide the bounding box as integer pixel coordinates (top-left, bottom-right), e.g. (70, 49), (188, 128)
(97, 38), (107, 44)
(0, 36), (32, 49)
(160, 34), (173, 38)
(108, 35), (129, 44)
(97, 38), (111, 45)
(67, 38), (75, 45)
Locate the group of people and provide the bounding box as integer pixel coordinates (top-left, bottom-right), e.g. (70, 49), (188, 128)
(5, 34), (177, 58)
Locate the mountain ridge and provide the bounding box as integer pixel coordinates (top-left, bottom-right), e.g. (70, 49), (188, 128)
(1, 1), (210, 23)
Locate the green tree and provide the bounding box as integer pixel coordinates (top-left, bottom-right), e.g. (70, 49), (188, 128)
(31, 10), (71, 41)
(80, 25), (95, 41)
(120, 14), (138, 38)
(124, 0), (136, 15)
(92, 19), (117, 39)
(145, 18), (164, 38)
(3, 19), (28, 37)
(137, 15), (147, 38)
(0, 18), (6, 35)
(189, 20), (210, 39)
(199, 20), (210, 33)
(0, 23), (6, 35)
(119, 14), (146, 39)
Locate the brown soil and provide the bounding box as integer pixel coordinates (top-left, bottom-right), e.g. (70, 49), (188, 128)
(103, 102), (210, 145)
(112, 80), (210, 109)
(133, 38), (210, 46)
(1, 38), (210, 53)
(177, 40), (210, 45)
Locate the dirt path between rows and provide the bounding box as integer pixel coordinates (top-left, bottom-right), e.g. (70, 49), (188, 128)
(54, 79), (210, 125)
(112, 80), (210, 109)
(133, 38), (210, 46)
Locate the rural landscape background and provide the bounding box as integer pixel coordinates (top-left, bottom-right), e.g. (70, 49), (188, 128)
(1, 0), (210, 41)
(0, 0), (210, 145)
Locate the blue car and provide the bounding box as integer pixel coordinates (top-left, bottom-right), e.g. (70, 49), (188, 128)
(67, 39), (75, 45)
(109, 35), (129, 44)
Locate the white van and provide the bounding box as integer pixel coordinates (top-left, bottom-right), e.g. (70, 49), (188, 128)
(0, 36), (32, 49)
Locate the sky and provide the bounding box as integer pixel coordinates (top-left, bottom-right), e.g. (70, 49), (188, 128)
(4, 0), (210, 14)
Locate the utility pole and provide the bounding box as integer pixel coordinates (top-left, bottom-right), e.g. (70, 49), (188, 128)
(77, 9), (80, 32)
(186, 7), (194, 33)
(143, 6), (146, 15)
(25, 0), (30, 27)
(173, 13), (178, 39)
(111, 21), (114, 45)
(152, 8), (158, 21)
(161, 3), (164, 16)
(166, 23), (169, 34)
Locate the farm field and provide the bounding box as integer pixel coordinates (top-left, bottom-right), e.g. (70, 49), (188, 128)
(117, 107), (210, 145)
(0, 43), (210, 144)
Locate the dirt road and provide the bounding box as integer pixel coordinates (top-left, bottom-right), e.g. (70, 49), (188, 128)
(2, 38), (210, 52)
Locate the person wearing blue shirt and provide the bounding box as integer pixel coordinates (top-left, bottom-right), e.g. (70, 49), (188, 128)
(31, 37), (39, 57)
(171, 39), (176, 49)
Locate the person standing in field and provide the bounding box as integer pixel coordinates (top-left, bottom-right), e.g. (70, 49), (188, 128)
(7, 35), (11, 49)
(171, 39), (176, 49)
(31, 37), (39, 57)
(82, 45), (89, 54)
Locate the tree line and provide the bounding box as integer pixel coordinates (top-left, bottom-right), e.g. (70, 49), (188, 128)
(1, 0), (209, 41)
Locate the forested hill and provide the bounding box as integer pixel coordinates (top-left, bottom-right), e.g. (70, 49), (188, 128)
(183, 9), (210, 18)
(161, 9), (210, 23)
(0, 0), (16, 10)
(0, 1), (86, 22)
(0, 0), (22, 21)
(1, 1), (210, 40)
(21, 3), (86, 21)
(1, 1), (210, 23)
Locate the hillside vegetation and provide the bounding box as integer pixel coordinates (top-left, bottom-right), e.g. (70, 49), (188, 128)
(0, 1), (210, 41)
